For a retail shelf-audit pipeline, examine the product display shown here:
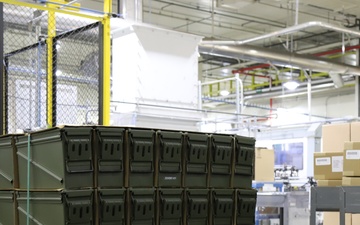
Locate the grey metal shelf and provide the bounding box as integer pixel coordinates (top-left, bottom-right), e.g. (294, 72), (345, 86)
(257, 191), (309, 225)
(310, 186), (360, 225)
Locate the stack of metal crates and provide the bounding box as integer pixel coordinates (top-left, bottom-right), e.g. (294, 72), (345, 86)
(0, 126), (257, 225)
(0, 134), (20, 225)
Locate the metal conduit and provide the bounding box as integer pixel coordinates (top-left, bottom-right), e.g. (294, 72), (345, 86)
(201, 21), (360, 45)
(199, 44), (360, 76)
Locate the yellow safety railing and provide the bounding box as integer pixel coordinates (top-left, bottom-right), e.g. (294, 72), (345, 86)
(102, 0), (112, 126)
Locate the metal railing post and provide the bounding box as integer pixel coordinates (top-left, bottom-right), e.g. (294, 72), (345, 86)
(101, 0), (112, 125)
(46, 3), (56, 127)
(0, 2), (4, 134)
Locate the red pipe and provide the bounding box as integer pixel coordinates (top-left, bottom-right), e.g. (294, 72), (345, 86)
(313, 45), (360, 56)
(242, 72), (270, 79)
(233, 63), (270, 73)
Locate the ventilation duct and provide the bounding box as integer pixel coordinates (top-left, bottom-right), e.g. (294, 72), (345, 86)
(201, 21), (360, 45)
(199, 44), (360, 76)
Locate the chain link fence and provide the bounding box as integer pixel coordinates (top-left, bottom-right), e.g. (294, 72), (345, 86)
(2, 3), (102, 133)
(3, 3), (48, 133)
(52, 17), (101, 126)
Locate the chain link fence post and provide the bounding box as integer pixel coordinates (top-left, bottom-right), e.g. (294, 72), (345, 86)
(101, 0), (113, 126)
(0, 2), (4, 134)
(47, 3), (56, 128)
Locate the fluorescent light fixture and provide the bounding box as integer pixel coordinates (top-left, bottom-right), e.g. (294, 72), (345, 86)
(283, 81), (300, 90)
(220, 90), (230, 96)
(56, 70), (62, 76)
(222, 68), (229, 73)
(220, 46), (230, 50)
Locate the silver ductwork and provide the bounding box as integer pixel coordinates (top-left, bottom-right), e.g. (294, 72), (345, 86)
(201, 21), (360, 45)
(199, 44), (360, 76)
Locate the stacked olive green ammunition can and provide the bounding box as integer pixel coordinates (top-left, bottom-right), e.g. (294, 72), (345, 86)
(0, 126), (257, 225)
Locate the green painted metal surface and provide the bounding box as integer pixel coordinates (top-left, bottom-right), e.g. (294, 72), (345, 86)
(0, 191), (15, 225)
(157, 131), (183, 188)
(158, 189), (183, 225)
(16, 127), (93, 189)
(128, 129), (155, 188)
(96, 127), (125, 188)
(183, 133), (209, 188)
(209, 135), (233, 188)
(233, 136), (255, 189)
(0, 135), (19, 189)
(17, 190), (93, 225)
(98, 188), (126, 225)
(185, 189), (209, 225)
(211, 189), (235, 225)
(236, 189), (257, 225)
(129, 188), (156, 225)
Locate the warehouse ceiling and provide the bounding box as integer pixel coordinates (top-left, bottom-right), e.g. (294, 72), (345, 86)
(69, 0), (360, 81)
(18, 0), (360, 100)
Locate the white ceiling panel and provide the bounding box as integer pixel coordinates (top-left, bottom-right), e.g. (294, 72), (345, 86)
(237, 3), (289, 22)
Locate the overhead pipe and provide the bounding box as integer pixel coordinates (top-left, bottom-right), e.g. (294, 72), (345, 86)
(229, 44), (360, 75)
(199, 44), (360, 76)
(204, 77), (350, 101)
(294, 0), (299, 25)
(307, 71), (312, 122)
(201, 21), (360, 45)
(201, 44), (360, 76)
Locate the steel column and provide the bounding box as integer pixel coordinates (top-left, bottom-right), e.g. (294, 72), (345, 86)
(98, 23), (104, 125)
(47, 6), (56, 127)
(117, 0), (122, 15)
(102, 0), (112, 125)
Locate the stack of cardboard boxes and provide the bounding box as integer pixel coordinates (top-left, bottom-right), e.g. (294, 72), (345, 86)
(314, 151), (343, 186)
(343, 141), (360, 186)
(314, 122), (360, 225)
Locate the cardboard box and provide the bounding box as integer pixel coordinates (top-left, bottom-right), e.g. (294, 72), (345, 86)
(342, 177), (360, 186)
(323, 212), (351, 225)
(254, 148), (274, 182)
(343, 142), (360, 176)
(352, 214), (360, 224)
(314, 152), (343, 180)
(351, 122), (360, 141)
(322, 123), (350, 152)
(317, 180), (342, 187)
